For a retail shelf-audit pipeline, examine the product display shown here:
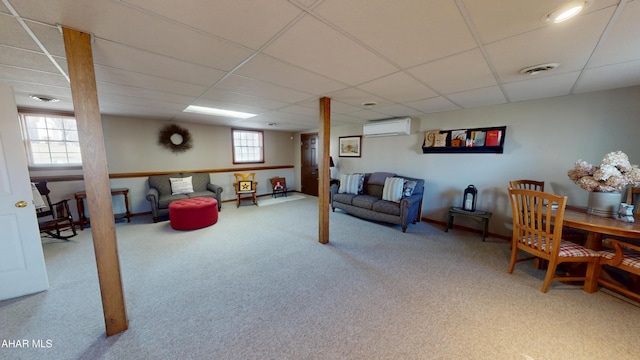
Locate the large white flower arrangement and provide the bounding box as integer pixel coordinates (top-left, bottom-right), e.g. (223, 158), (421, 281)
(568, 151), (640, 192)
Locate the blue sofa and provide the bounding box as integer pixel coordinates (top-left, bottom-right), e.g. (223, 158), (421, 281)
(331, 172), (424, 232)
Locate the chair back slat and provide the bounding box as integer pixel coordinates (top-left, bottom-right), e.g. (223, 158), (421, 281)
(508, 188), (566, 257)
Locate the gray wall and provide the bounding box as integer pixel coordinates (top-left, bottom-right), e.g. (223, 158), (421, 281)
(329, 86), (640, 236)
(28, 86), (640, 233)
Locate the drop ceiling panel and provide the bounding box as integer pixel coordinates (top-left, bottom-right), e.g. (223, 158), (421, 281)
(12, 0), (254, 71)
(373, 104), (424, 118)
(201, 89), (289, 110)
(574, 60), (640, 94)
(485, 8), (614, 84)
(263, 15), (397, 85)
(92, 39), (227, 86)
(324, 88), (393, 109)
(94, 65), (208, 97)
(462, 0), (618, 44)
(588, 0), (640, 67)
(0, 46), (60, 73)
(356, 72), (438, 103)
(26, 20), (66, 57)
(96, 82), (196, 105)
(0, 14), (41, 52)
(408, 49), (498, 95)
(120, 0), (303, 50)
(0, 64), (68, 87)
(234, 54), (347, 95)
(447, 86), (507, 109)
(216, 74), (314, 103)
(314, 0), (477, 68)
(503, 72), (580, 102)
(405, 97), (460, 114)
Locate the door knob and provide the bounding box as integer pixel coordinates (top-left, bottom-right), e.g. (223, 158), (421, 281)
(15, 200), (28, 208)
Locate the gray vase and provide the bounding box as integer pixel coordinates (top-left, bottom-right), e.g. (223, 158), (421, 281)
(587, 191), (622, 217)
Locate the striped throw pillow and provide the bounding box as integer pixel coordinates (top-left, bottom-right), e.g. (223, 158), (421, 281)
(339, 174), (363, 195)
(382, 177), (404, 203)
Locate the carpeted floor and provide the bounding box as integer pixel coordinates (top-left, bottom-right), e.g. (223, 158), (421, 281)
(1, 196), (640, 360)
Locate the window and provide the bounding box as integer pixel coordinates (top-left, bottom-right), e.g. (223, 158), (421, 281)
(232, 129), (264, 164)
(20, 112), (82, 167)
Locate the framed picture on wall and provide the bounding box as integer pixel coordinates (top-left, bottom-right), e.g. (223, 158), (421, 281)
(339, 136), (362, 157)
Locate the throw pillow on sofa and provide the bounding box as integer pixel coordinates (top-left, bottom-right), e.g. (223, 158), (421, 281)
(170, 176), (194, 195)
(339, 173), (364, 194)
(403, 180), (417, 197)
(382, 177), (404, 203)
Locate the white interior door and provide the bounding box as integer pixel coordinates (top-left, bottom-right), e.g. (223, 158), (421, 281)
(0, 85), (48, 301)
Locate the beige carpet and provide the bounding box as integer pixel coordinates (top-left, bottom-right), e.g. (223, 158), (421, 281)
(2, 196), (639, 360)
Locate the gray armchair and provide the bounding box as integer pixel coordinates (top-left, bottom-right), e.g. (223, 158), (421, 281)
(146, 172), (222, 223)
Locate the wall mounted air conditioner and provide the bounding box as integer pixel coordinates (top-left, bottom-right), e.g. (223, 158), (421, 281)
(362, 117), (411, 137)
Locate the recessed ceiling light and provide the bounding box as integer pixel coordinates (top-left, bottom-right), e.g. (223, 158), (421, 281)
(519, 63), (560, 75)
(542, 1), (589, 23)
(29, 94), (59, 103)
(183, 105), (257, 119)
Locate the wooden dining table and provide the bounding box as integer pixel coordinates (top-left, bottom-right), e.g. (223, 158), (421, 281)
(562, 205), (640, 250)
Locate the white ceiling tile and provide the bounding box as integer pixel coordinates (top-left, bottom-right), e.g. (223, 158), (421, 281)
(94, 65), (207, 97)
(201, 89), (289, 110)
(119, 0), (303, 50)
(234, 54), (347, 95)
(447, 86), (507, 109)
(96, 82), (196, 105)
(485, 8), (614, 84)
(574, 60), (640, 94)
(216, 74), (313, 103)
(263, 15), (397, 85)
(314, 0), (477, 68)
(324, 88), (393, 109)
(405, 97), (460, 114)
(373, 104), (424, 118)
(588, 0), (640, 67)
(462, 0), (618, 44)
(93, 39), (227, 86)
(357, 72), (437, 103)
(503, 72), (580, 102)
(408, 49), (497, 94)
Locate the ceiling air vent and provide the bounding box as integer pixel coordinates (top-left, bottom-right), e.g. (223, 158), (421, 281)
(519, 63), (559, 75)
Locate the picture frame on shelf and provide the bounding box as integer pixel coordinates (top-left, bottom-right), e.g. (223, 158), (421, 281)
(339, 136), (362, 157)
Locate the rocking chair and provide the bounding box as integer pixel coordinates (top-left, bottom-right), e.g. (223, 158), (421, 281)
(35, 181), (77, 240)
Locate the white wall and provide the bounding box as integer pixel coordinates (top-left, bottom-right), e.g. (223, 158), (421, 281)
(330, 86), (640, 236)
(29, 116), (296, 220)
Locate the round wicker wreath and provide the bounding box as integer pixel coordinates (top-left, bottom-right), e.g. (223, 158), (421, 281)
(158, 124), (193, 153)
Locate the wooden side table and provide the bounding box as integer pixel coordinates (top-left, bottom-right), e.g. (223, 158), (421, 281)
(446, 206), (493, 241)
(74, 188), (131, 230)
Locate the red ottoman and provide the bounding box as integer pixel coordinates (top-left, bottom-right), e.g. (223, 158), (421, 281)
(169, 197), (218, 230)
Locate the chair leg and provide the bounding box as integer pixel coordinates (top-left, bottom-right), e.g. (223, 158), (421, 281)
(583, 259), (599, 293)
(541, 259), (558, 293)
(507, 245), (518, 274)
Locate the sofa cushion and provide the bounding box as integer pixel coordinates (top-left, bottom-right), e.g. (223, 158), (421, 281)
(333, 193), (356, 205)
(158, 194), (189, 209)
(372, 200), (401, 216)
(352, 195), (379, 210)
(339, 173), (364, 194)
(170, 176), (194, 195)
(149, 174), (175, 196)
(382, 177), (404, 203)
(368, 172), (397, 186)
(184, 172), (210, 192)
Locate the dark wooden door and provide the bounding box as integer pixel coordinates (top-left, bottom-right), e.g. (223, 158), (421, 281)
(301, 133), (319, 196)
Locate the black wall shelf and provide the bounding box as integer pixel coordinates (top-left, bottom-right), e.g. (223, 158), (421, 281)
(422, 126), (506, 154)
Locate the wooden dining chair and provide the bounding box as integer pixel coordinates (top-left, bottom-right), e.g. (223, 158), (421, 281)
(596, 238), (640, 302)
(509, 179), (544, 192)
(507, 188), (600, 293)
(233, 173), (258, 207)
